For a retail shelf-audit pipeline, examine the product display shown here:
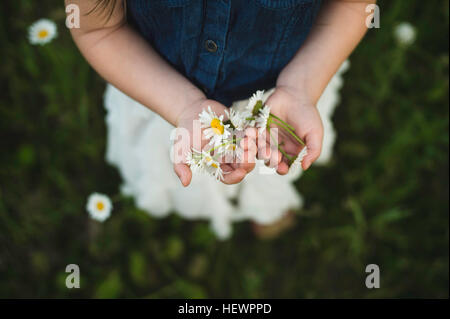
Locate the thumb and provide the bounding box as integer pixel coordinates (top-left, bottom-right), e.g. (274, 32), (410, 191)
(174, 163), (192, 187)
(302, 131), (323, 170)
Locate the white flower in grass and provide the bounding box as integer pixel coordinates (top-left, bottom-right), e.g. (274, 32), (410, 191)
(86, 193), (112, 222)
(28, 19), (58, 45)
(199, 106), (231, 146)
(255, 105), (271, 133)
(246, 90), (265, 115)
(394, 22), (416, 46)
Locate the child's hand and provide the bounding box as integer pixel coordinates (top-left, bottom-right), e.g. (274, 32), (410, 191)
(174, 99), (256, 186)
(263, 86), (324, 173)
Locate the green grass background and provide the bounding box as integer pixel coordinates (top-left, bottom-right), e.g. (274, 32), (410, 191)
(0, 0), (448, 298)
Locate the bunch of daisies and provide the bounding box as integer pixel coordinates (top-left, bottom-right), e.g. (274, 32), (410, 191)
(186, 91), (305, 181)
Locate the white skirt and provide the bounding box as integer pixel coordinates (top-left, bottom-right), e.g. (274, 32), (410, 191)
(104, 61), (350, 239)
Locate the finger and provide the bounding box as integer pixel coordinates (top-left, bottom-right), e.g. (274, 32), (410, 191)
(239, 137), (257, 171)
(265, 148), (282, 168)
(242, 144), (257, 161)
(256, 129), (274, 161)
(240, 136), (257, 153)
(276, 159), (290, 175)
(302, 131), (323, 170)
(257, 142), (278, 168)
(245, 127), (257, 141)
(174, 163), (192, 187)
(239, 161), (256, 173)
(239, 148), (256, 173)
(257, 140), (271, 161)
(222, 168), (247, 185)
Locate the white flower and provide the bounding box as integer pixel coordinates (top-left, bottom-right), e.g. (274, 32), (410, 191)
(246, 90), (265, 115)
(394, 22), (416, 46)
(86, 193), (112, 222)
(186, 149), (224, 181)
(185, 148), (205, 173)
(255, 105), (271, 133)
(201, 151), (224, 181)
(199, 106), (231, 146)
(226, 108), (251, 131)
(220, 141), (243, 162)
(28, 19), (58, 45)
(290, 147), (308, 169)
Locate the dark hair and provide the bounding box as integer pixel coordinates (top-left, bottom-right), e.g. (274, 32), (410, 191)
(88, 0), (121, 22)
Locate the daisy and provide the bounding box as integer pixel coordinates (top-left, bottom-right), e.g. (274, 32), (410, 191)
(290, 147), (308, 169)
(185, 148), (205, 173)
(255, 105), (271, 133)
(86, 193), (112, 222)
(186, 149), (224, 181)
(220, 141), (243, 162)
(394, 22), (416, 46)
(28, 19), (58, 45)
(201, 151), (224, 181)
(199, 106), (231, 146)
(246, 90), (265, 115)
(226, 108), (251, 131)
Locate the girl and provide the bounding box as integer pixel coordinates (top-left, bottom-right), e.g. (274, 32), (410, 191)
(67, 0), (372, 239)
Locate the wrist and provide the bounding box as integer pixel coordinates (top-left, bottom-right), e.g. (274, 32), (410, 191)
(173, 87), (207, 127)
(274, 84), (316, 109)
(277, 69), (319, 106)
(174, 96), (207, 127)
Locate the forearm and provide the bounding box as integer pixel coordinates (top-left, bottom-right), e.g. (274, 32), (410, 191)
(68, 0), (205, 126)
(73, 25), (204, 126)
(277, 0), (374, 104)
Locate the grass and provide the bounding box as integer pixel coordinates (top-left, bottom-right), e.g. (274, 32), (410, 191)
(0, 0), (448, 298)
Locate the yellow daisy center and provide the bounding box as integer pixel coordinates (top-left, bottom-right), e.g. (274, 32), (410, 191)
(38, 29), (49, 39)
(96, 202), (105, 211)
(211, 163), (218, 168)
(210, 118), (224, 135)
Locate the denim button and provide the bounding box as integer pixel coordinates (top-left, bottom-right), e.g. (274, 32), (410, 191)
(205, 39), (218, 53)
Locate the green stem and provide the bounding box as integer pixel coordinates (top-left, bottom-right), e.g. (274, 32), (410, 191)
(268, 128), (293, 165)
(269, 113), (295, 131)
(252, 100), (263, 115)
(271, 117), (305, 146)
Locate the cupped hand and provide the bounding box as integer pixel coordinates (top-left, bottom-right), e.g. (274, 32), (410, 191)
(173, 99), (256, 186)
(261, 86), (324, 174)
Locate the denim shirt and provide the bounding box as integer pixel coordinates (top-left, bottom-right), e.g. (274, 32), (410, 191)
(127, 0), (322, 107)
